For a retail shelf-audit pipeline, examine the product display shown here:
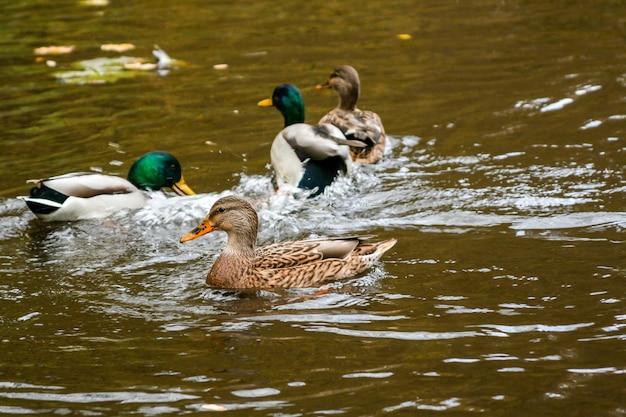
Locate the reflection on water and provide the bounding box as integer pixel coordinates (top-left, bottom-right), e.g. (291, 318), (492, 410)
(1, 0), (626, 415)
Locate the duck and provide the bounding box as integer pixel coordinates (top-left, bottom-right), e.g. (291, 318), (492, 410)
(180, 195), (397, 289)
(21, 150), (196, 221)
(316, 65), (387, 164)
(258, 83), (366, 197)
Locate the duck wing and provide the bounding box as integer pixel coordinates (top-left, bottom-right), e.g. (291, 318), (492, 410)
(250, 237), (361, 287)
(28, 173), (138, 198)
(252, 236), (397, 288)
(253, 236), (363, 269)
(278, 123), (365, 162)
(320, 109), (384, 146)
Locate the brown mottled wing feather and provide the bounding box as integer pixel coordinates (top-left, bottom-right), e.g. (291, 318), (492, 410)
(350, 241), (381, 256)
(256, 258), (348, 288)
(254, 237), (362, 269)
(320, 109), (383, 145)
(346, 238), (397, 274)
(320, 109), (386, 164)
(254, 240), (325, 269)
(249, 237), (383, 288)
(228, 237), (398, 289)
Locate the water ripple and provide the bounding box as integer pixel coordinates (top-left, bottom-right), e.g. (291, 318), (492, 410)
(0, 390), (199, 404)
(298, 325), (482, 340)
(474, 322), (595, 334)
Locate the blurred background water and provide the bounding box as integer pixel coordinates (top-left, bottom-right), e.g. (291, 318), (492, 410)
(1, 0), (625, 415)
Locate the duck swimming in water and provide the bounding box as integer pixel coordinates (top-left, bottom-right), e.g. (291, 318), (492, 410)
(317, 65), (387, 164)
(180, 195), (397, 289)
(22, 150), (196, 221)
(258, 83), (365, 197)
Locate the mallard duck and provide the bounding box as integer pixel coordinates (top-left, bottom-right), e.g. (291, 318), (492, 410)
(258, 84), (365, 197)
(21, 151), (196, 221)
(180, 195), (397, 289)
(316, 65), (386, 164)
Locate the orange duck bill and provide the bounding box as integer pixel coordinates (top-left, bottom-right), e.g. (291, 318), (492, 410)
(180, 219), (215, 243)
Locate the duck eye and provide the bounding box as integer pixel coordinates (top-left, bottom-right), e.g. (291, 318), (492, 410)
(217, 207), (226, 213)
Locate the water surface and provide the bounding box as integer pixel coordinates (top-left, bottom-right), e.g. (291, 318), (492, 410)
(1, 0), (625, 415)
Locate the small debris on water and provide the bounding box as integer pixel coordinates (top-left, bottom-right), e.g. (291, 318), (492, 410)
(124, 61), (158, 71)
(101, 43), (136, 53)
(201, 404), (227, 411)
(34, 45), (75, 55)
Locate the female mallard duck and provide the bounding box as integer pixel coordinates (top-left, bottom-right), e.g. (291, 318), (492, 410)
(316, 65), (386, 164)
(180, 195), (397, 289)
(258, 84), (365, 197)
(22, 151), (196, 221)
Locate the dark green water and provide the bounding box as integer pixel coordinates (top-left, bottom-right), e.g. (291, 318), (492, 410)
(1, 0), (625, 415)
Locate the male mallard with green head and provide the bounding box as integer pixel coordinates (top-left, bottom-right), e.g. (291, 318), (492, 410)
(22, 151), (195, 221)
(258, 84), (365, 197)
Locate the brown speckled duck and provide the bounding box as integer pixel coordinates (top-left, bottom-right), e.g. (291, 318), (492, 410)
(317, 65), (387, 164)
(180, 195), (397, 289)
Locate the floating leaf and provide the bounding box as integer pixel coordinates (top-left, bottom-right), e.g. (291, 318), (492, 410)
(34, 45), (75, 55)
(52, 56), (151, 85)
(50, 47), (184, 85)
(396, 33), (412, 40)
(101, 43), (135, 53)
(124, 62), (158, 71)
(79, 0), (110, 5)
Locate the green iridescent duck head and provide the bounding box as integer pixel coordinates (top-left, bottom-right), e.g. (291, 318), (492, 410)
(258, 84), (306, 127)
(127, 151), (195, 195)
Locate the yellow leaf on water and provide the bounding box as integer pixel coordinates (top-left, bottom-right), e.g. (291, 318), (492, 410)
(396, 33), (412, 40)
(34, 45), (75, 55)
(124, 62), (158, 71)
(79, 0), (110, 5)
(101, 43), (136, 53)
